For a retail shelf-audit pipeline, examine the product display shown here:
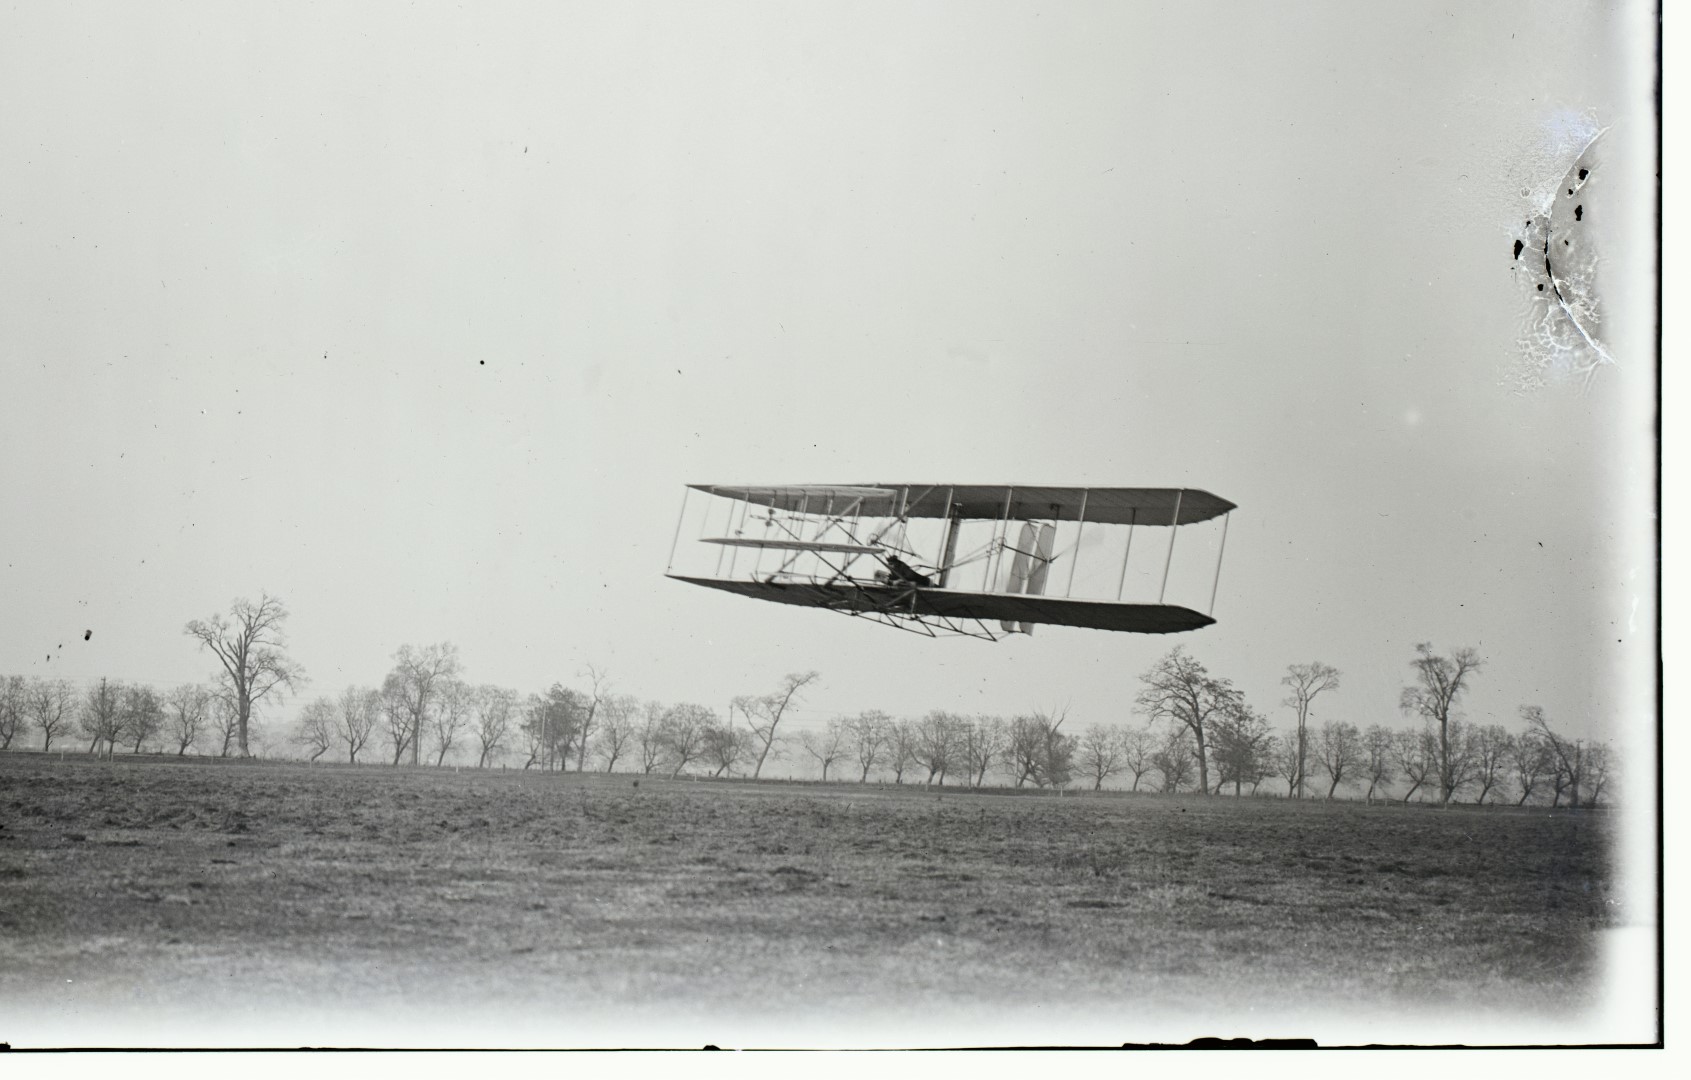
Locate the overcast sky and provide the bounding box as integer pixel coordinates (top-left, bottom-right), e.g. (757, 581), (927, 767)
(0, 2), (1655, 764)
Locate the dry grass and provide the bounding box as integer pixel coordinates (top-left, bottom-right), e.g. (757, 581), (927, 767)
(0, 753), (1621, 1046)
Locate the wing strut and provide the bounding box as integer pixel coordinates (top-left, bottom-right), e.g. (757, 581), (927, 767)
(1065, 488), (1089, 597)
(1159, 489), (1184, 604)
(1209, 510), (1231, 615)
(1116, 507), (1137, 601)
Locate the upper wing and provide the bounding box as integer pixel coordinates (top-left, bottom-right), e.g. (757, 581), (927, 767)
(689, 484), (1234, 526)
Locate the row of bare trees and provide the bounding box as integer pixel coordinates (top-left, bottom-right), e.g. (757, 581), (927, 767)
(0, 675), (237, 757)
(1126, 644), (1614, 807)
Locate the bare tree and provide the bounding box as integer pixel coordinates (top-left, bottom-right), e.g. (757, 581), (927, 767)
(1012, 710), (1075, 790)
(1507, 728), (1554, 805)
(80, 678), (126, 755)
(636, 700), (666, 775)
(209, 687), (241, 757)
(164, 684), (210, 755)
(384, 642), (462, 767)
(733, 670), (820, 779)
(846, 709), (892, 782)
(660, 703), (712, 777)
(1269, 732), (1300, 795)
(1400, 643), (1484, 806)
(184, 593), (304, 757)
(1150, 729), (1197, 793)
(0, 676), (25, 750)
(1522, 705), (1599, 809)
(797, 718), (850, 781)
(1136, 647), (1239, 795)
(28, 678), (77, 751)
(471, 685), (518, 768)
(382, 680), (415, 765)
(702, 716), (748, 777)
(1281, 662), (1341, 799)
(336, 685), (381, 764)
(574, 664), (611, 772)
(120, 685), (164, 753)
(1584, 743), (1614, 806)
(961, 715), (1009, 788)
(911, 711), (962, 785)
(295, 697), (338, 762)
(1361, 724), (1396, 802)
(1393, 726), (1439, 803)
(888, 719), (918, 784)
(1314, 720), (1363, 799)
(595, 694), (639, 772)
(427, 678), (474, 766)
(1209, 701), (1273, 796)
(1468, 724), (1512, 804)
(1118, 726), (1155, 791)
(1079, 723), (1126, 791)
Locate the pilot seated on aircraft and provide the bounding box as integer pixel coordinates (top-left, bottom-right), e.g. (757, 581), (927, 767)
(883, 555), (932, 588)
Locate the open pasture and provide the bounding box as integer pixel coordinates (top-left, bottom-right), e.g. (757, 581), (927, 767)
(0, 753), (1621, 1046)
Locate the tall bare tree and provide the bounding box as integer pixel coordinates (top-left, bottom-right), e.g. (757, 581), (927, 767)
(1400, 643), (1484, 806)
(184, 594), (304, 757)
(164, 683), (210, 755)
(28, 678), (77, 751)
(1136, 647), (1239, 795)
(0, 676), (25, 750)
(733, 670), (820, 779)
(1281, 662), (1341, 799)
(1314, 720), (1363, 799)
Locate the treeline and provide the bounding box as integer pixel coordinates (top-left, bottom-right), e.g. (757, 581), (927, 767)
(0, 595), (1617, 808)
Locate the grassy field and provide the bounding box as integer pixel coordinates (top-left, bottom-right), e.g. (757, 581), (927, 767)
(0, 752), (1633, 1047)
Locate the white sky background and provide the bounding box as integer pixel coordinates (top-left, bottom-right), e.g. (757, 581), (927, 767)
(0, 3), (1656, 769)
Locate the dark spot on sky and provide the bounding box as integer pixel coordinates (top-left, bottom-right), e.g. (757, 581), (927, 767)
(1574, 204), (1583, 220)
(479, 360), (485, 365)
(83, 630), (91, 641)
(1513, 239), (1524, 260)
(1564, 239), (1569, 246)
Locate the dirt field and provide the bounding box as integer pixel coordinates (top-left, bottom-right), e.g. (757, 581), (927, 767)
(0, 752), (1631, 1047)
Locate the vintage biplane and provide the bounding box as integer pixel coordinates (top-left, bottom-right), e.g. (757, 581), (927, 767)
(665, 484), (1234, 640)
